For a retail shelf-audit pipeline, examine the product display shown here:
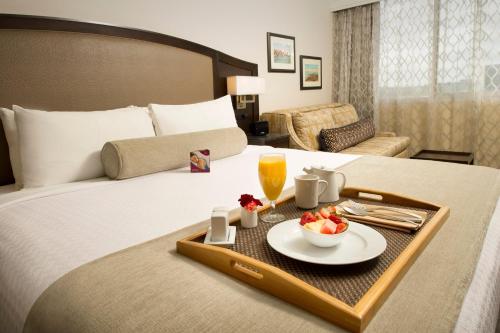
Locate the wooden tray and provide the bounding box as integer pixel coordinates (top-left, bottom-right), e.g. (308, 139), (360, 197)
(177, 188), (450, 332)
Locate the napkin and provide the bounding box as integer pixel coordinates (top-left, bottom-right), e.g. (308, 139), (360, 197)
(337, 206), (427, 233)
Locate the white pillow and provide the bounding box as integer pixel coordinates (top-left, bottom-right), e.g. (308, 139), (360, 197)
(0, 108), (23, 189)
(149, 95), (237, 135)
(14, 105), (155, 188)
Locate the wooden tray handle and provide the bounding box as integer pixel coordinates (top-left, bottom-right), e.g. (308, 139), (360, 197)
(341, 187), (440, 210)
(341, 188), (384, 201)
(177, 240), (361, 331)
(230, 260), (264, 280)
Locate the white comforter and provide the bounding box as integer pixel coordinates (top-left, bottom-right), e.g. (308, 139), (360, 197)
(0, 146), (498, 333)
(0, 146), (358, 333)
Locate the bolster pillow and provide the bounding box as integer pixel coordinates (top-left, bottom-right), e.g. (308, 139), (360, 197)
(101, 127), (247, 180)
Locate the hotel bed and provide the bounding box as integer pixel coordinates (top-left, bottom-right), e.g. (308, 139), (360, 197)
(0, 14), (499, 333)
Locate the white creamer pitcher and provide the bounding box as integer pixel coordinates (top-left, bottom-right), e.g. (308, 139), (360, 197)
(303, 165), (346, 203)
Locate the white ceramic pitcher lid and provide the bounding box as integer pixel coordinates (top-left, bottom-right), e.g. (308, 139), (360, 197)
(311, 165), (336, 172)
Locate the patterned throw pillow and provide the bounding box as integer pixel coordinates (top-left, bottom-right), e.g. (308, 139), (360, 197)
(320, 117), (375, 152)
(292, 108), (336, 150)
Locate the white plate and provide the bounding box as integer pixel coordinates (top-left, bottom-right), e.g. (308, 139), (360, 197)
(266, 219), (387, 265)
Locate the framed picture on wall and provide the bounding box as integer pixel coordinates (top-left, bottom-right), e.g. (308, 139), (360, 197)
(267, 32), (296, 73)
(300, 55), (322, 90)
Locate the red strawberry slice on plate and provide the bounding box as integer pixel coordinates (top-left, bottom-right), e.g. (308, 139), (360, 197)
(336, 222), (347, 234)
(329, 215), (343, 224)
(326, 205), (337, 214)
(299, 212), (317, 225)
(320, 220), (337, 234)
(319, 207), (330, 219)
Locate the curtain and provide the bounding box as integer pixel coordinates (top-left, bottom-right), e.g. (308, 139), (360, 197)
(377, 0), (500, 168)
(332, 3), (379, 119)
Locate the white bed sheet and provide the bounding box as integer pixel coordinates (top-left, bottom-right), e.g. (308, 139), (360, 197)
(454, 197), (500, 333)
(0, 146), (359, 333)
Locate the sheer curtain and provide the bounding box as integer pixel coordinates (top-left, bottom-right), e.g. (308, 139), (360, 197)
(377, 0), (500, 168)
(332, 3), (379, 119)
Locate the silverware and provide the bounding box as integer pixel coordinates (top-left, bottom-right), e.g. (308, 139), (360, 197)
(339, 205), (421, 227)
(346, 200), (424, 222)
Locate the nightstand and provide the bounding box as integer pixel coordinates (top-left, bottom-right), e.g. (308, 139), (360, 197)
(247, 133), (290, 148)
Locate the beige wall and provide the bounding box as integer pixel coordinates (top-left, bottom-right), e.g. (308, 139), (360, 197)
(0, 0), (334, 113)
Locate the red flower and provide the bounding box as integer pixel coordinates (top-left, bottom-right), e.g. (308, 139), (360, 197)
(244, 201), (257, 212)
(238, 194), (263, 212)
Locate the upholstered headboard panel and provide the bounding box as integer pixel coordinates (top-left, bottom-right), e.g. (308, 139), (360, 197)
(0, 30), (214, 109)
(0, 14), (259, 185)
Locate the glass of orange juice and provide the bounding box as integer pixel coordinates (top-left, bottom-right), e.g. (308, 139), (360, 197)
(258, 153), (287, 223)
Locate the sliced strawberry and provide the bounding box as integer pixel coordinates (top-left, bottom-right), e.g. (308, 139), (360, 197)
(336, 222), (347, 234)
(299, 212), (317, 225)
(328, 215), (343, 224)
(320, 220), (337, 234)
(326, 205), (337, 214)
(319, 207), (330, 219)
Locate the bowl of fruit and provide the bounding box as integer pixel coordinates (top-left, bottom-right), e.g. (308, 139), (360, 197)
(299, 206), (349, 248)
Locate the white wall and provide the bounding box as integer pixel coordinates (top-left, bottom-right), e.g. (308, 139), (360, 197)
(0, 0), (334, 113)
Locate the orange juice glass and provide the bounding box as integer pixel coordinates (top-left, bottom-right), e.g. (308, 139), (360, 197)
(258, 153), (286, 223)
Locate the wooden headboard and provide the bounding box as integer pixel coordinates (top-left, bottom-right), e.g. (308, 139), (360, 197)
(0, 14), (259, 185)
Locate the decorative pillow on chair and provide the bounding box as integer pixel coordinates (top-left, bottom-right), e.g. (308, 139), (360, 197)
(320, 117), (375, 152)
(292, 108), (336, 150)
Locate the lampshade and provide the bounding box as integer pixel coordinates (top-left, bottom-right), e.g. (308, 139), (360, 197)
(226, 76), (265, 95)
